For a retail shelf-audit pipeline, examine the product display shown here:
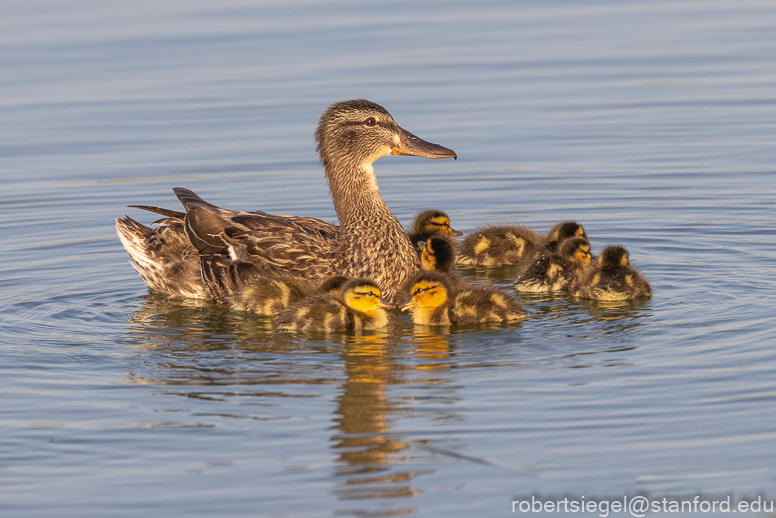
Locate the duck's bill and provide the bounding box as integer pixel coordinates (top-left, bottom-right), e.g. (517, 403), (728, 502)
(378, 299), (397, 309)
(400, 300), (417, 312)
(391, 127), (457, 159)
(448, 228), (463, 237)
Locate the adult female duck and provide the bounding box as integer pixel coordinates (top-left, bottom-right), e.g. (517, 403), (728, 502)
(116, 99), (456, 301)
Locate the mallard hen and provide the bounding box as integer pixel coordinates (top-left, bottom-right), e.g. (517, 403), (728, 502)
(116, 99), (456, 301)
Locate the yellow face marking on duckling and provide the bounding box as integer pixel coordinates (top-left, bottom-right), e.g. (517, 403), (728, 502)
(620, 253), (630, 267)
(574, 244), (592, 265)
(575, 226), (586, 238)
(420, 242), (437, 272)
(423, 216), (462, 237)
(402, 281), (448, 310)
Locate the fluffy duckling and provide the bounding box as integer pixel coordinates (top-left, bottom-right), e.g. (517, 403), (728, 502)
(234, 275), (349, 315)
(457, 225), (544, 267)
(513, 237), (593, 293)
(401, 271), (524, 326)
(407, 209), (462, 246)
(275, 279), (394, 332)
(418, 237), (457, 273)
(457, 220), (587, 267)
(572, 246), (651, 300)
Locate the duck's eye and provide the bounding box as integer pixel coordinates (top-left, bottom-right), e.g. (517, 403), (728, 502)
(365, 117), (376, 126)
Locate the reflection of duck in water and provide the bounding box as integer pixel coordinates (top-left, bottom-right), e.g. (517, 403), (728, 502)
(407, 209), (462, 246)
(401, 271), (524, 325)
(572, 245), (651, 300)
(275, 279), (394, 332)
(115, 99), (457, 301)
(513, 236), (592, 293)
(457, 220), (586, 267)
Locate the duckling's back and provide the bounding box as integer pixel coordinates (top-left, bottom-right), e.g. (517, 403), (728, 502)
(275, 293), (354, 332)
(449, 284), (525, 325)
(573, 264), (651, 300)
(458, 225), (545, 266)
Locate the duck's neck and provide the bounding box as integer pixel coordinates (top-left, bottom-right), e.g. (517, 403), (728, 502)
(326, 162), (394, 226)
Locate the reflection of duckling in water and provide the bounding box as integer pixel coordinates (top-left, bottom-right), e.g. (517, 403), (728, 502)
(401, 271), (524, 325)
(276, 278), (394, 332)
(457, 220), (587, 267)
(418, 237), (457, 273)
(513, 237), (592, 293)
(407, 209), (462, 246)
(572, 245), (651, 300)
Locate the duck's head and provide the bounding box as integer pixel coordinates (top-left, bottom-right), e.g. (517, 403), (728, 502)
(342, 279), (395, 313)
(547, 221), (587, 243)
(598, 246), (630, 268)
(401, 272), (450, 312)
(559, 237), (593, 265)
(411, 209), (462, 238)
(315, 99), (457, 170)
(417, 237), (456, 273)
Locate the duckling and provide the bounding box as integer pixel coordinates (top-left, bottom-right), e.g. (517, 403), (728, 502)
(512, 220), (589, 274)
(513, 237), (593, 293)
(457, 225), (544, 267)
(116, 99), (457, 301)
(418, 237), (457, 273)
(572, 246), (651, 300)
(407, 209), (462, 246)
(275, 279), (394, 332)
(401, 271), (524, 326)
(199, 254), (348, 314)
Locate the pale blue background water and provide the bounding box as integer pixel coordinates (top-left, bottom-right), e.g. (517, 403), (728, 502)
(2, 1), (776, 516)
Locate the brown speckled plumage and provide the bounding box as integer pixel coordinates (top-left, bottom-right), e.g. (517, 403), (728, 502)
(572, 245), (651, 300)
(115, 99), (456, 301)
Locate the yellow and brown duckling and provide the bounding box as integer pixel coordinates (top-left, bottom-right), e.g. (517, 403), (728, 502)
(407, 209), (462, 246)
(572, 245), (651, 300)
(513, 236), (593, 293)
(457, 224), (544, 267)
(275, 278), (394, 332)
(401, 271), (524, 326)
(418, 237), (457, 273)
(116, 99), (457, 302)
(457, 220), (587, 267)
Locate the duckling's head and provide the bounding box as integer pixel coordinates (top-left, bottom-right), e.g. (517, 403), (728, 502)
(411, 209), (463, 238)
(418, 237), (456, 273)
(315, 99), (457, 171)
(598, 246), (630, 268)
(559, 237), (593, 265)
(401, 272), (450, 312)
(547, 221), (587, 243)
(342, 278), (395, 313)
(318, 275), (350, 293)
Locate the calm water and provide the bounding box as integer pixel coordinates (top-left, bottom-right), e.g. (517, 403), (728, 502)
(2, 1), (776, 516)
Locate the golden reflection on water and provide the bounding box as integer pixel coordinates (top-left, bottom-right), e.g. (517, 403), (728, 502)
(122, 288), (649, 504)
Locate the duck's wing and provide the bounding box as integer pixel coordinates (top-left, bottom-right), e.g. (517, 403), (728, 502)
(174, 188), (340, 270)
(200, 255), (264, 303)
(220, 218), (338, 279)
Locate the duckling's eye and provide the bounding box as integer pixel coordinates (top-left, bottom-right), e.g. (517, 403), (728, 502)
(365, 117), (377, 126)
